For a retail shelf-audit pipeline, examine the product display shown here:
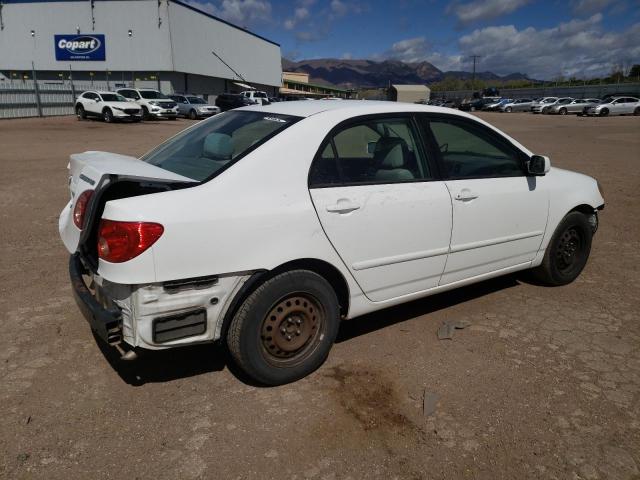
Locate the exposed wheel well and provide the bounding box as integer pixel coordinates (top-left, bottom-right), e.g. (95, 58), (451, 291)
(569, 204), (596, 216)
(102, 107), (112, 114)
(218, 259), (350, 344)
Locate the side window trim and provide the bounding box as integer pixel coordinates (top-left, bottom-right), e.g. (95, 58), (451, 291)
(308, 113), (438, 189)
(420, 113), (529, 181)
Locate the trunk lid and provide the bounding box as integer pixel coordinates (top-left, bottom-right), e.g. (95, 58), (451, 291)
(60, 151), (195, 254)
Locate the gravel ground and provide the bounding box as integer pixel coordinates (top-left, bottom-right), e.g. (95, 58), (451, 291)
(1, 112), (639, 480)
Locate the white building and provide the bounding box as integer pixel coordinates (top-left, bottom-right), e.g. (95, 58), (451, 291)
(0, 0), (282, 95)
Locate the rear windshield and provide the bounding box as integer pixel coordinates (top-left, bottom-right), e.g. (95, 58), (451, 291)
(141, 111), (300, 181)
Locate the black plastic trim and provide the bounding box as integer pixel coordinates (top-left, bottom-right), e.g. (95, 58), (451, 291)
(69, 253), (122, 344)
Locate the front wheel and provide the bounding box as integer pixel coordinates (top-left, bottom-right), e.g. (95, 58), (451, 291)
(532, 211), (593, 286)
(227, 270), (340, 385)
(559, 107), (567, 115)
(103, 109), (113, 123)
(189, 109), (198, 120)
(505, 107), (512, 113)
(142, 106), (150, 120)
(634, 107), (640, 116)
(599, 108), (609, 117)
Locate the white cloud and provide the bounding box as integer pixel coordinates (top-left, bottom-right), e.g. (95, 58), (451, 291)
(457, 14), (640, 78)
(570, 0), (617, 14)
(284, 6), (311, 30)
(449, 0), (530, 25)
(341, 52), (353, 60)
(184, 0), (272, 27)
(378, 14), (640, 79)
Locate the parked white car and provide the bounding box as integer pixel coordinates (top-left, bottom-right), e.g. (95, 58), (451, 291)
(60, 101), (604, 385)
(585, 97), (640, 116)
(115, 88), (179, 120)
(75, 91), (142, 123)
(240, 90), (270, 105)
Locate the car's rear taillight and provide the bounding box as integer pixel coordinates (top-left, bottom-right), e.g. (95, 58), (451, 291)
(73, 190), (94, 229)
(97, 220), (164, 263)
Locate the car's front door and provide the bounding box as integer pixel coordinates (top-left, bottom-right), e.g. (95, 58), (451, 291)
(84, 92), (100, 115)
(309, 115), (453, 302)
(421, 114), (549, 285)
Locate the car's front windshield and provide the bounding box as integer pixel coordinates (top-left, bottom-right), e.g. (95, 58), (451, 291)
(140, 90), (169, 99)
(100, 93), (127, 102)
(141, 111), (301, 181)
(188, 96), (207, 104)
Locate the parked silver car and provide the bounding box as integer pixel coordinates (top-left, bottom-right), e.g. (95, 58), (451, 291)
(531, 97), (559, 113)
(169, 94), (220, 120)
(535, 97), (573, 114)
(585, 97), (640, 116)
(548, 98), (600, 115)
(499, 98), (534, 112)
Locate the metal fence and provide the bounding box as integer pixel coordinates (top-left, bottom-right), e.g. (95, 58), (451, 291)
(434, 82), (640, 101)
(0, 80), (133, 119)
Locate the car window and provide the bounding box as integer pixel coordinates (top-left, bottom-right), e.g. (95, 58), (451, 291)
(309, 117), (430, 188)
(83, 92), (97, 100)
(141, 111), (300, 182)
(101, 93), (127, 102)
(187, 96), (206, 104)
(140, 90), (169, 99)
(427, 118), (523, 179)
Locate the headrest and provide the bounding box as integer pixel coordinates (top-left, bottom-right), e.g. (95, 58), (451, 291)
(203, 133), (233, 160)
(374, 137), (407, 169)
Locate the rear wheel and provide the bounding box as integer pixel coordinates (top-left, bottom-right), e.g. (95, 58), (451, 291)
(634, 107), (640, 116)
(600, 108), (609, 117)
(102, 109), (113, 123)
(532, 211), (593, 286)
(227, 270), (340, 385)
(76, 105), (86, 120)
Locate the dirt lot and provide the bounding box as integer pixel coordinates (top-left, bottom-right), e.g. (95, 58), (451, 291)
(1, 112), (639, 480)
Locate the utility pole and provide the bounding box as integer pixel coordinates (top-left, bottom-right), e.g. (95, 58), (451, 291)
(469, 55), (481, 91)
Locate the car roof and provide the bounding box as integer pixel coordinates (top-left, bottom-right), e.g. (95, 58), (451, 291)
(242, 99), (470, 118)
(87, 91), (119, 95)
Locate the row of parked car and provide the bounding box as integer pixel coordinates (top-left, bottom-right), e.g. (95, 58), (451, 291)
(431, 95), (640, 117)
(74, 88), (285, 123)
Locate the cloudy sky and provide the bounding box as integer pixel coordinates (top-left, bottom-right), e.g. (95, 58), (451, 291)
(186, 0), (640, 79)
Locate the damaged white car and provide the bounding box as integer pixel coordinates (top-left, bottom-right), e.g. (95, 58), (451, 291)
(61, 101), (604, 385)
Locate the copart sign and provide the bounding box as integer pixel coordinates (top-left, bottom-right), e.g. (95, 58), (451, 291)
(54, 34), (106, 61)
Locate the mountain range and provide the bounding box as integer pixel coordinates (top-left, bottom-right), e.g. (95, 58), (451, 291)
(281, 58), (531, 88)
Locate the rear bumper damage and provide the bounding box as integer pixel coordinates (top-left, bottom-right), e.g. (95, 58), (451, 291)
(69, 253), (252, 352)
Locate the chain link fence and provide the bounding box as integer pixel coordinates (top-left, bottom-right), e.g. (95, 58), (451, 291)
(0, 80), (132, 119)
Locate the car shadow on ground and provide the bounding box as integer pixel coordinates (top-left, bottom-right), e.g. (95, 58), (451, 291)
(97, 274), (522, 387)
(336, 274), (520, 343)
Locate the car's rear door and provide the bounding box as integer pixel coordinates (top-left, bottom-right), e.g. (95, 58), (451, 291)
(419, 113), (548, 285)
(309, 114), (453, 302)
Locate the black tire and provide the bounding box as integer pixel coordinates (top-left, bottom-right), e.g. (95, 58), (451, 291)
(142, 106), (150, 120)
(189, 109), (198, 120)
(227, 270), (340, 385)
(600, 108), (609, 117)
(103, 108), (113, 123)
(559, 107), (567, 115)
(76, 105), (86, 120)
(532, 211), (593, 286)
(634, 107), (640, 116)
(505, 107), (512, 113)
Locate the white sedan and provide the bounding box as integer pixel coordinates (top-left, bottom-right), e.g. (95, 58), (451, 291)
(75, 91), (142, 123)
(585, 96), (640, 116)
(60, 101), (605, 385)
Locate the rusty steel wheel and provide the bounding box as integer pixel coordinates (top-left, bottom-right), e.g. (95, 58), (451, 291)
(227, 270), (340, 385)
(260, 294), (323, 365)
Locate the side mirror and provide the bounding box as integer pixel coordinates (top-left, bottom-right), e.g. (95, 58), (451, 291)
(367, 141), (377, 155)
(95, 98), (101, 103)
(528, 155), (551, 176)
